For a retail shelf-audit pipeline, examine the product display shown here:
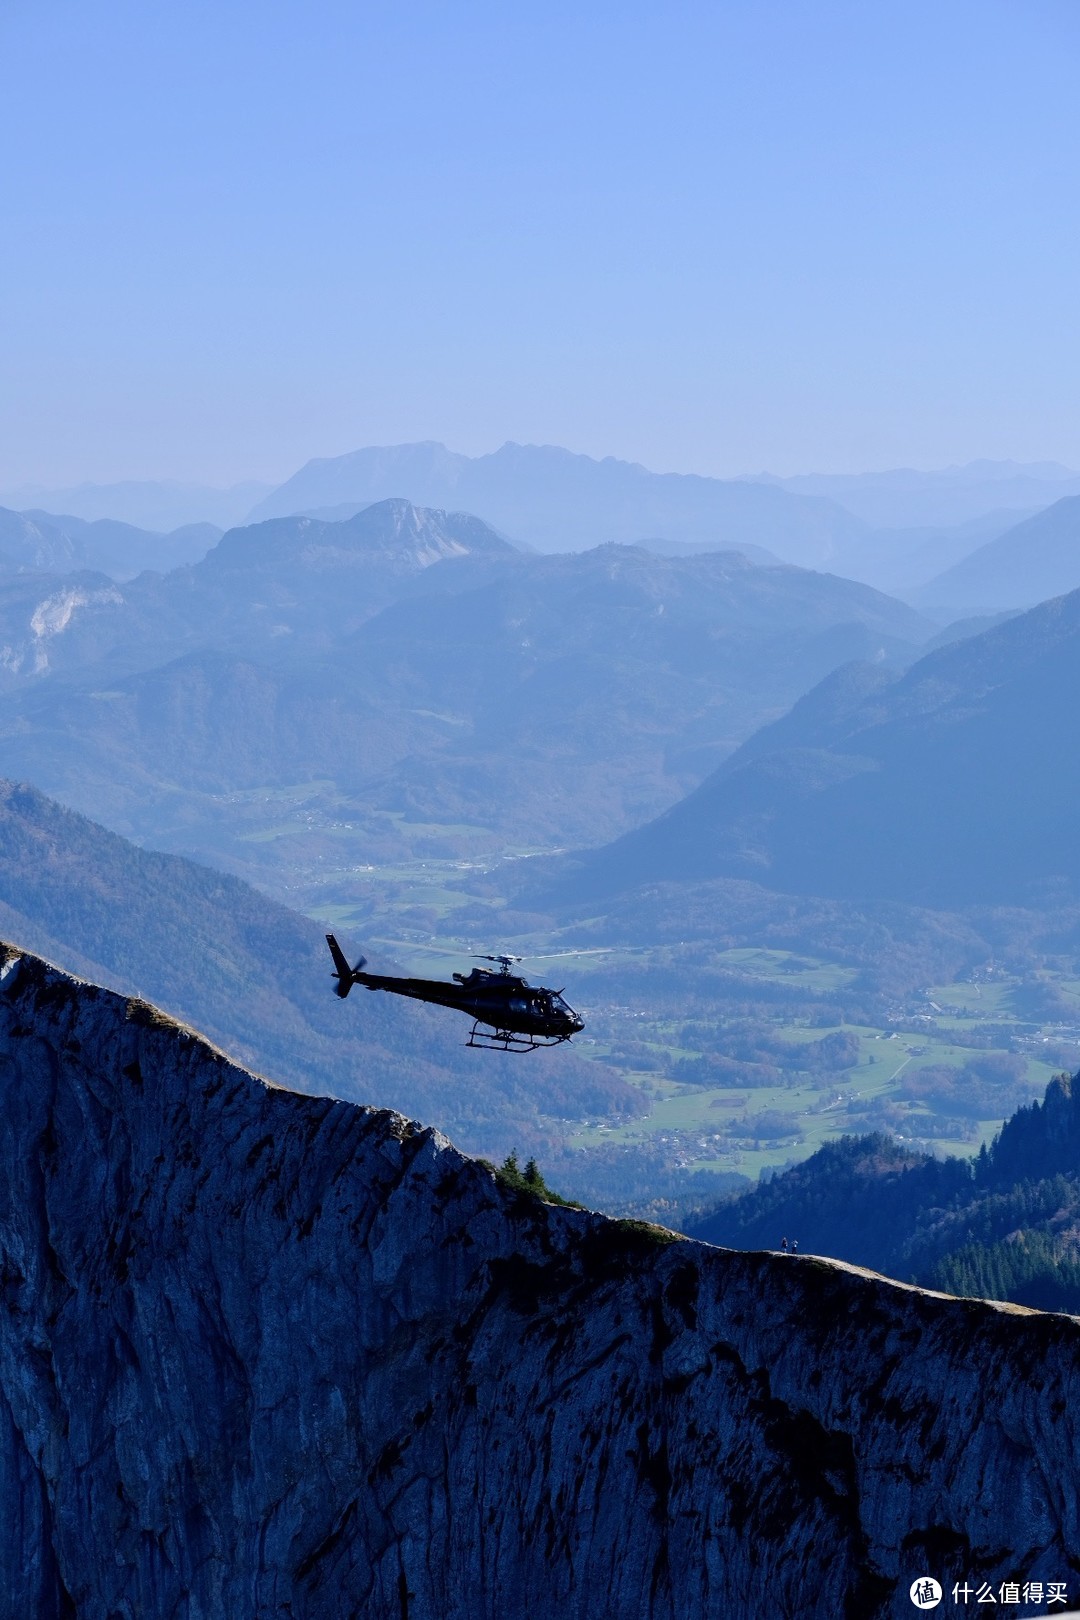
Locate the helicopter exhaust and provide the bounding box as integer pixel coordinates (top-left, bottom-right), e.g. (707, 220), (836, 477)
(326, 934), (365, 998)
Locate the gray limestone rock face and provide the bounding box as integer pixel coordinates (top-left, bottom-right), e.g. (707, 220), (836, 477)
(1, 942), (1079, 1619)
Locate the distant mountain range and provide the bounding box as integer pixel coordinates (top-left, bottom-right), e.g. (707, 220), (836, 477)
(249, 441), (871, 565)
(0, 500), (516, 687)
(0, 500), (934, 873)
(7, 486), (1076, 922)
(0, 478), (271, 532)
(757, 458), (1080, 529)
(248, 442), (1080, 598)
(0, 506), (219, 580)
(10, 450), (1078, 600)
(549, 585), (1080, 910)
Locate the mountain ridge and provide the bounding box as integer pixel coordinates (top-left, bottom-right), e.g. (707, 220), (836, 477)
(0, 478), (271, 532)
(250, 440), (870, 564)
(548, 586), (1080, 910)
(3, 941), (1079, 1616)
(916, 495), (1080, 613)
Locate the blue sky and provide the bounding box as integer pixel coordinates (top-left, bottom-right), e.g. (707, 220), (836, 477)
(2, 0), (1078, 485)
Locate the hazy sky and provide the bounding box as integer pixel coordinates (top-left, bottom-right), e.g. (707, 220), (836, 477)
(2, 0), (1079, 487)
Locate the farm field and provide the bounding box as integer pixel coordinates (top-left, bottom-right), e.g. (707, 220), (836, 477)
(305, 853), (1080, 1204)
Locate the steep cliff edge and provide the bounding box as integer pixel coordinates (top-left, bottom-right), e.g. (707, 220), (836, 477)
(2, 943), (1079, 1620)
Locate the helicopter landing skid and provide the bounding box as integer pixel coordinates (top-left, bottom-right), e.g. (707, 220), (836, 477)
(467, 1023), (571, 1054)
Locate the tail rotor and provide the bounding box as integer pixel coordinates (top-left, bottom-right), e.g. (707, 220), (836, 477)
(327, 934), (366, 998)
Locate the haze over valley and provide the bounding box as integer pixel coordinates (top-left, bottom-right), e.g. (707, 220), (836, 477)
(4, 446), (1080, 1223)
(6, 4), (1080, 1610)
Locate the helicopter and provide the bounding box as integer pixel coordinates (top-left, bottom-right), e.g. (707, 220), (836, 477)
(326, 935), (585, 1052)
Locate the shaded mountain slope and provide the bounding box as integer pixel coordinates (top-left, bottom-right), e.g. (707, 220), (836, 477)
(0, 781), (640, 1153)
(22, 510), (221, 578)
(0, 506), (219, 581)
(0, 508), (83, 572)
(688, 1134), (970, 1272)
(825, 508), (1040, 594)
(917, 495), (1080, 614)
(555, 587), (1080, 908)
(3, 944), (1080, 1617)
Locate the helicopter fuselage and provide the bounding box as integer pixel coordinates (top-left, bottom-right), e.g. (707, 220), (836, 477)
(326, 937), (584, 1051)
(357, 967), (581, 1038)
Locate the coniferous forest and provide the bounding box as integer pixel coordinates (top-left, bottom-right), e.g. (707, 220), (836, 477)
(690, 1071), (1080, 1312)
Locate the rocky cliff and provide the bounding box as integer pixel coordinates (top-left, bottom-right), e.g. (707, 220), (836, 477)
(2, 942), (1079, 1619)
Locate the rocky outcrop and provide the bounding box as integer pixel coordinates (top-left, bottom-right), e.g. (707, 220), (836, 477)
(2, 943), (1079, 1619)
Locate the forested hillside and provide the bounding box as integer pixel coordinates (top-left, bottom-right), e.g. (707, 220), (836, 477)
(690, 1071), (1080, 1312)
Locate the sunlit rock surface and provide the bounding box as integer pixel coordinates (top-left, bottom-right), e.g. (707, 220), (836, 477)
(1, 943), (1078, 1619)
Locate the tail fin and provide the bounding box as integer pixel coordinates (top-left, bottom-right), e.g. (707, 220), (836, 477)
(327, 934), (366, 999)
